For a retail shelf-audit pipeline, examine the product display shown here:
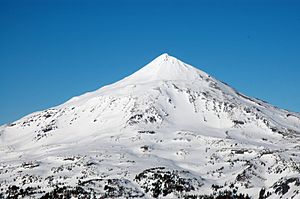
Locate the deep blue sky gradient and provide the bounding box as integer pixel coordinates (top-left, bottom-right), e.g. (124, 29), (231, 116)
(1, 0), (300, 125)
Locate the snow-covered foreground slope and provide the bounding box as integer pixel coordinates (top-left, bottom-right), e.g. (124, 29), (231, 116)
(1, 54), (300, 199)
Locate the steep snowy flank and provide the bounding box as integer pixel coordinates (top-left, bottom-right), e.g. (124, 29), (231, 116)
(0, 54), (299, 199)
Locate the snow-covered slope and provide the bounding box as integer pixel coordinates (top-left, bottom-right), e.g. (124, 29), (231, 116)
(0, 54), (300, 199)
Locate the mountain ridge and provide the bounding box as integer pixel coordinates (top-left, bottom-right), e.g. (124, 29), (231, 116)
(0, 54), (300, 199)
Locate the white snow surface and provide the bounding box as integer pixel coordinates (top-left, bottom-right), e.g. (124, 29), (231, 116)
(0, 54), (300, 198)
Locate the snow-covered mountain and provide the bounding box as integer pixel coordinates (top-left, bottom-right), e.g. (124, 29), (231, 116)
(1, 54), (300, 199)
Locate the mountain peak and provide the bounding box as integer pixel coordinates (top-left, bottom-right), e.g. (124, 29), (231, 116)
(2, 53), (300, 199)
(117, 53), (207, 85)
(155, 53), (171, 62)
(151, 53), (185, 66)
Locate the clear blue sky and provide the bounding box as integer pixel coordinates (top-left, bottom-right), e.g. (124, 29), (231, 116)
(0, 0), (300, 125)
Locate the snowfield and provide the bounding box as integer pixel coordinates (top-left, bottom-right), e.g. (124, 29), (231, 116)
(0, 54), (300, 198)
